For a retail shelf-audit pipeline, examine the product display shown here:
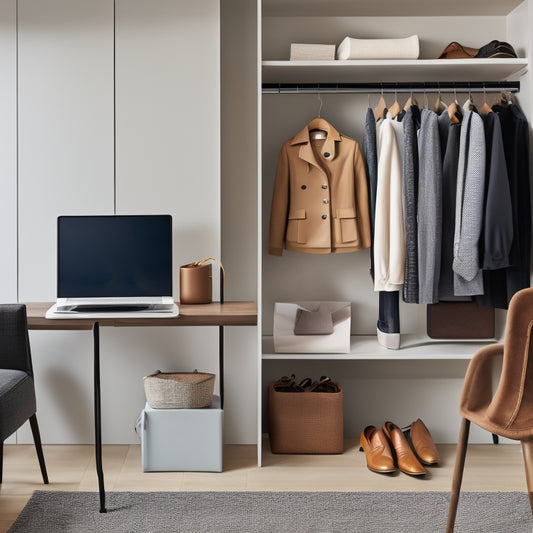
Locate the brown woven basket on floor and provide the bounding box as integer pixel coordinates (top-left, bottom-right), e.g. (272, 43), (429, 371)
(268, 381), (343, 454)
(143, 370), (215, 409)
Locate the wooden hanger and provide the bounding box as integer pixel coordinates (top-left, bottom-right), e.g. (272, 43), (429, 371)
(403, 90), (418, 111)
(388, 88), (401, 119)
(373, 88), (387, 121)
(433, 87), (447, 113)
(448, 87), (462, 123)
(478, 85), (493, 115)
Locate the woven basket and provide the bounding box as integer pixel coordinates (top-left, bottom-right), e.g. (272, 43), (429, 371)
(268, 381), (343, 454)
(143, 370), (215, 409)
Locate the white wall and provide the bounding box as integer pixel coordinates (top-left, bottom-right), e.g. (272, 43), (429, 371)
(5, 0), (231, 445)
(0, 0), (18, 305)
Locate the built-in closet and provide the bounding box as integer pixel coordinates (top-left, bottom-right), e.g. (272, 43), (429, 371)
(253, 0), (532, 465)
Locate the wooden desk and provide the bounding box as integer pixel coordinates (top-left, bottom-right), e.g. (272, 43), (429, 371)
(26, 301), (258, 329)
(26, 301), (257, 512)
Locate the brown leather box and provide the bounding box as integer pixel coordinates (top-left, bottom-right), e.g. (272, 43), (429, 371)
(268, 382), (343, 454)
(427, 302), (495, 339)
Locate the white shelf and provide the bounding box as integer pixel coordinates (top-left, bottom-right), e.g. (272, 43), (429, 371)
(262, 335), (499, 360)
(262, 0), (524, 17)
(262, 58), (528, 84)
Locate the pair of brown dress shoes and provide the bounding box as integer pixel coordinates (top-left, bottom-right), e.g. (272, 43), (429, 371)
(359, 419), (440, 476)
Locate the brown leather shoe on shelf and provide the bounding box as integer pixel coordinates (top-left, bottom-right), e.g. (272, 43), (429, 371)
(406, 418), (440, 466)
(359, 426), (397, 474)
(437, 41), (479, 59)
(382, 421), (426, 476)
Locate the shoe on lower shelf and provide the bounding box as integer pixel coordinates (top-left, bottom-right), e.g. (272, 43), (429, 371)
(382, 421), (426, 476)
(359, 425), (397, 474)
(404, 418), (440, 466)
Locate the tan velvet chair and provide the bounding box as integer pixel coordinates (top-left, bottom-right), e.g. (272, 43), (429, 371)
(446, 287), (533, 532)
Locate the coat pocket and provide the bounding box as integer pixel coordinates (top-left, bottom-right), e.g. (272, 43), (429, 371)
(336, 207), (358, 243)
(286, 209), (307, 244)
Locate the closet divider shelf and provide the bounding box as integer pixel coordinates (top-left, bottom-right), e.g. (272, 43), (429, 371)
(262, 335), (498, 360)
(262, 58), (528, 84)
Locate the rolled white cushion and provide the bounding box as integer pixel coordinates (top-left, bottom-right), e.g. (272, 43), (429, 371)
(336, 35), (419, 60)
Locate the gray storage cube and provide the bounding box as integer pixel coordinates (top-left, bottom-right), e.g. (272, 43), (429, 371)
(139, 395), (223, 472)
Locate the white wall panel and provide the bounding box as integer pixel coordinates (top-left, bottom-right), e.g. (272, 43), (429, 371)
(15, 0), (114, 444)
(17, 0), (114, 302)
(0, 0), (17, 304)
(115, 0), (220, 275)
(108, 0), (226, 444)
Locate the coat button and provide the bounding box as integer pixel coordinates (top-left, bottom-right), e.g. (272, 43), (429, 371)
(323, 199), (328, 204)
(322, 214), (327, 220)
(301, 185), (307, 190)
(324, 152), (330, 158)
(322, 184), (328, 189)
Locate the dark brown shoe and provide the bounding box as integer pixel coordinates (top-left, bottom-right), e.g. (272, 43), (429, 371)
(359, 426), (396, 474)
(406, 418), (440, 466)
(382, 421), (426, 476)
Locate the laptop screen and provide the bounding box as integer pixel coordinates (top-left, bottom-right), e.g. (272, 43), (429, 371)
(57, 215), (173, 298)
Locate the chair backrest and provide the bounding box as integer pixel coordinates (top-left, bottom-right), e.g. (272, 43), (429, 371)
(0, 304), (33, 375)
(486, 287), (533, 433)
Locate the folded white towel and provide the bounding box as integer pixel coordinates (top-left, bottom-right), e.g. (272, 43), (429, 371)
(337, 35), (420, 60)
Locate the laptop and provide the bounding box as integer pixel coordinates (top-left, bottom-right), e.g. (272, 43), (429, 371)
(48, 214), (178, 316)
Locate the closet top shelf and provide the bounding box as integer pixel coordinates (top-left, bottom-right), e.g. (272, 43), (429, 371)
(262, 58), (528, 84)
(262, 0), (524, 17)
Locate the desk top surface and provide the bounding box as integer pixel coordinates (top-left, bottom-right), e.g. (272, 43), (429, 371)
(26, 302), (257, 330)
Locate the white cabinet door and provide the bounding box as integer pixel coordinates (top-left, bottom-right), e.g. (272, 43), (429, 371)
(17, 0), (114, 302)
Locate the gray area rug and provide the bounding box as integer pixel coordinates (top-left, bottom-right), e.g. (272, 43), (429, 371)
(8, 490), (533, 533)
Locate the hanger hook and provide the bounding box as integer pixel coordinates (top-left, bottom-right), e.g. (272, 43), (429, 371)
(316, 92), (323, 118)
(483, 82), (487, 103)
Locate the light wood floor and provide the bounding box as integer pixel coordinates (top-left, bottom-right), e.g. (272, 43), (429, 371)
(0, 441), (528, 532)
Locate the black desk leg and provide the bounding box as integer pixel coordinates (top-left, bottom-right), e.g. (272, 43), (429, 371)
(219, 325), (224, 409)
(93, 322), (107, 513)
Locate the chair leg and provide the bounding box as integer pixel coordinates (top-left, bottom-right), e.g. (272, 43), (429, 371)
(29, 414), (49, 484)
(521, 439), (533, 514)
(446, 418), (471, 533)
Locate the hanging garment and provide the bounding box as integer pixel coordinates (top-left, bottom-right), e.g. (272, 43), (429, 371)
(453, 110), (486, 296)
(437, 111), (463, 301)
(417, 109), (442, 304)
(402, 105), (420, 304)
(498, 104), (531, 299)
(480, 112), (513, 270)
(477, 104), (531, 308)
(364, 107), (378, 279)
(374, 116), (405, 291)
(364, 108), (400, 337)
(269, 118), (372, 255)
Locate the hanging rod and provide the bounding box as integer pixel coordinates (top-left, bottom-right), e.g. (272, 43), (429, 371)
(262, 81), (520, 94)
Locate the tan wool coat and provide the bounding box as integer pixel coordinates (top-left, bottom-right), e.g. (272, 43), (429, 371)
(269, 118), (372, 255)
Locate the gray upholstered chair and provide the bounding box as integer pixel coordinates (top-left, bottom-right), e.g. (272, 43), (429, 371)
(0, 304), (48, 484)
